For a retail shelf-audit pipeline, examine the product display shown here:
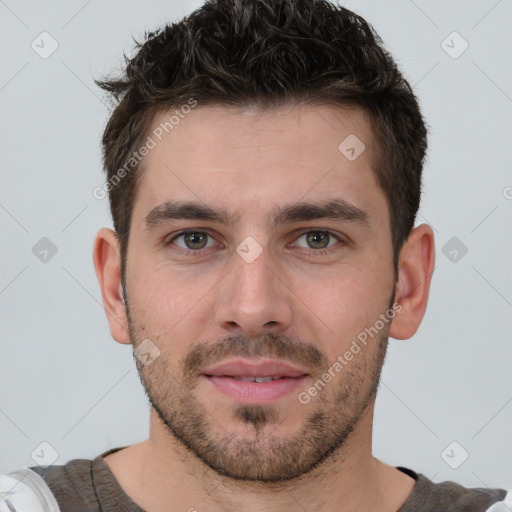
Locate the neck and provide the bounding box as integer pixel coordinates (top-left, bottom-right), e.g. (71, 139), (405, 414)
(105, 401), (415, 512)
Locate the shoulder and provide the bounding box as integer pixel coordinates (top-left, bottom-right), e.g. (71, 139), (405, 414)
(28, 457), (96, 500)
(399, 466), (512, 512)
(430, 478), (510, 511)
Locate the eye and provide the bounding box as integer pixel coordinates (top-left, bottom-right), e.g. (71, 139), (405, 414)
(168, 231), (218, 251)
(292, 230), (342, 251)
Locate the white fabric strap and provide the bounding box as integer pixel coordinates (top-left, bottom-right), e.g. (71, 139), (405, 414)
(0, 469), (60, 512)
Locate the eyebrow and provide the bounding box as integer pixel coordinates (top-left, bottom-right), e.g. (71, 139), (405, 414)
(144, 198), (370, 231)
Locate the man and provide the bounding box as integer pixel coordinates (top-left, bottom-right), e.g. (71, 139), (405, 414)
(1, 0), (509, 511)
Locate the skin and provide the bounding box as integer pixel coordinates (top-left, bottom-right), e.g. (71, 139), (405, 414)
(94, 103), (435, 512)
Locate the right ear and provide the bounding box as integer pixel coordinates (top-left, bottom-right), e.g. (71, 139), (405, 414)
(93, 228), (131, 344)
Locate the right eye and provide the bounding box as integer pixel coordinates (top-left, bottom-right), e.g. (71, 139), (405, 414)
(164, 230), (222, 255)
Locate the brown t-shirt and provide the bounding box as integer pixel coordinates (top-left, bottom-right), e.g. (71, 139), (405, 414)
(27, 447), (508, 512)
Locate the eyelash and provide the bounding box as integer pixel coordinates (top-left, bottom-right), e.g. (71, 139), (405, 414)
(163, 229), (345, 257)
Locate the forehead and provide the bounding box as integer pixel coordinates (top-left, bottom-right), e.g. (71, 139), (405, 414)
(132, 103), (387, 230)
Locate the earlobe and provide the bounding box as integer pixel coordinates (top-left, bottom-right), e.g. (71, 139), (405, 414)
(93, 228), (131, 344)
(389, 224), (436, 340)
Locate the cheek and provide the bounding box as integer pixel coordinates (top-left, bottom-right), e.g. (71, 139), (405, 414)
(127, 253), (216, 334)
(126, 253), (171, 326)
(307, 286), (369, 337)
(295, 265), (392, 340)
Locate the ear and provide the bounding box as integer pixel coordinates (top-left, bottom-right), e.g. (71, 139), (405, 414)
(389, 223), (435, 340)
(93, 228), (131, 344)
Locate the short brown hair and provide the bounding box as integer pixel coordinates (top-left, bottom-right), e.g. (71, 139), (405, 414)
(96, 0), (427, 282)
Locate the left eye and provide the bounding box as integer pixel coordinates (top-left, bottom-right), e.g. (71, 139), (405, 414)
(293, 230), (340, 250)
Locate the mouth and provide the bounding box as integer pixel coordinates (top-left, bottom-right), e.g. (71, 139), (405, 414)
(219, 375), (293, 382)
(201, 358), (310, 404)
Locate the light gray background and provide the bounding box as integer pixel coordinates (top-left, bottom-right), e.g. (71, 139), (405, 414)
(1, 0), (511, 491)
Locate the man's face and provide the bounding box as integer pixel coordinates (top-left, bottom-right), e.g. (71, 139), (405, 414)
(123, 103), (397, 481)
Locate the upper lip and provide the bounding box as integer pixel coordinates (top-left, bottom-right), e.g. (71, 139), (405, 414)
(201, 358), (309, 378)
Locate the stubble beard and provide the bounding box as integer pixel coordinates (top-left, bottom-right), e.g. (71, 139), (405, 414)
(126, 305), (390, 482)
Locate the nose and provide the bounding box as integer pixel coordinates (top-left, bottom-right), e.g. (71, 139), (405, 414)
(214, 245), (293, 338)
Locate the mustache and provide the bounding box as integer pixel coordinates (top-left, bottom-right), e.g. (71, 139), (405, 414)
(182, 333), (330, 382)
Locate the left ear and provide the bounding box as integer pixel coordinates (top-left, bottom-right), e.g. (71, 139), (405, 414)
(389, 223), (435, 340)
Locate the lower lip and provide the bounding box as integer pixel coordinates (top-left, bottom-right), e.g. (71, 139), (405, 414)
(204, 375), (308, 404)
